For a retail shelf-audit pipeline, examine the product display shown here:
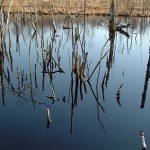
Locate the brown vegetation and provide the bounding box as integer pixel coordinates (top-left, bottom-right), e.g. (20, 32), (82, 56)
(1, 0), (150, 17)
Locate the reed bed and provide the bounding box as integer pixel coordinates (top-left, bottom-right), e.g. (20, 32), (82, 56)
(1, 0), (150, 16)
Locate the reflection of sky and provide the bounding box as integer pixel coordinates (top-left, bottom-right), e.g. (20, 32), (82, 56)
(5, 16), (150, 111)
(5, 16), (150, 116)
(1, 16), (150, 150)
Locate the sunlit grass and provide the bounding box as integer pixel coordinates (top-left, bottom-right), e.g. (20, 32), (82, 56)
(1, 0), (150, 16)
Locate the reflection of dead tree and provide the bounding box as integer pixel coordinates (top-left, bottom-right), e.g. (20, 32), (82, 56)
(42, 54), (65, 74)
(0, 47), (5, 105)
(14, 14), (20, 53)
(70, 52), (87, 133)
(87, 49), (108, 81)
(69, 48), (105, 133)
(0, 1), (4, 10)
(73, 51), (87, 83)
(34, 64), (38, 88)
(5, 70), (28, 99)
(42, 30), (65, 75)
(87, 81), (105, 132)
(87, 44), (108, 104)
(41, 31), (64, 103)
(0, 29), (50, 108)
(104, 0), (116, 88)
(101, 71), (106, 100)
(41, 23), (64, 93)
(141, 47), (150, 109)
(46, 75), (57, 103)
(3, 67), (51, 107)
(63, 14), (71, 29)
(42, 46), (65, 93)
(101, 1), (130, 100)
(29, 38), (36, 108)
(50, 5), (56, 36)
(31, 0), (38, 34)
(88, 0), (130, 85)
(105, 26), (115, 87)
(69, 47), (88, 133)
(0, 7), (5, 105)
(4, 0), (13, 39)
(68, 14), (106, 133)
(97, 103), (106, 132)
(110, 0), (131, 38)
(88, 81), (105, 113)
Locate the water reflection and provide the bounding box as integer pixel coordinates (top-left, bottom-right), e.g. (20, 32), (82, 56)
(141, 47), (150, 109)
(0, 51), (2, 76)
(2, 14), (150, 110)
(2, 15), (150, 114)
(0, 13), (150, 149)
(0, 49), (5, 105)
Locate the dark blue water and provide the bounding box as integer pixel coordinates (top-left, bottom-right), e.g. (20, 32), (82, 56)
(0, 15), (150, 150)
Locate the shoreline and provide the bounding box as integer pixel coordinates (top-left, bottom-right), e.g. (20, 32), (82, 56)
(6, 9), (150, 17)
(1, 3), (150, 17)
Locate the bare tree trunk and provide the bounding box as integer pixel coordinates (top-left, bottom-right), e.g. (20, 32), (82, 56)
(109, 0), (115, 33)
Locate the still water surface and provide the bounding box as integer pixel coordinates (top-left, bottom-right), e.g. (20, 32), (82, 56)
(0, 15), (150, 150)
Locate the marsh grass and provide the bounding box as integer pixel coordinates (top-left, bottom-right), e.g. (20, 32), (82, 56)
(1, 0), (150, 16)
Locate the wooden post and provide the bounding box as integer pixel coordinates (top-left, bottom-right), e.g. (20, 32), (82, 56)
(46, 108), (51, 122)
(109, 0), (115, 32)
(46, 108), (51, 129)
(140, 131), (147, 150)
